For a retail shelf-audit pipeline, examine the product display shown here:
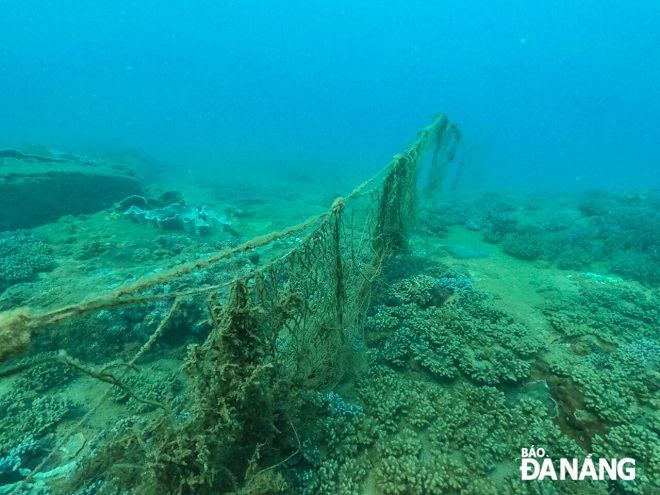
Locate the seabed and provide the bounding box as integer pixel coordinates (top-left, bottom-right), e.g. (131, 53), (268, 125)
(1, 138), (659, 495)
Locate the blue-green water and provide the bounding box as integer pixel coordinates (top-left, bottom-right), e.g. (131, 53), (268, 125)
(1, 1), (659, 190)
(1, 3), (660, 494)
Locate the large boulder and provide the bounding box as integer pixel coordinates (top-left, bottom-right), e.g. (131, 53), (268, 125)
(0, 150), (142, 230)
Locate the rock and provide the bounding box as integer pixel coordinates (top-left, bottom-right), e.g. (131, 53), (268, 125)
(60, 432), (86, 460)
(0, 154), (142, 230)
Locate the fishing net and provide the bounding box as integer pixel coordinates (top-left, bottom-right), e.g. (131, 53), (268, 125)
(0, 114), (462, 494)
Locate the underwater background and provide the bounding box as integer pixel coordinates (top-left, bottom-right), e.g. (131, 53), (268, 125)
(1, 0), (659, 191)
(2, 2), (660, 495)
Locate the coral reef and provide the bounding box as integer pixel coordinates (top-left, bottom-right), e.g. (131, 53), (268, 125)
(592, 425), (660, 494)
(610, 250), (660, 286)
(432, 189), (660, 286)
(367, 286), (541, 386)
(538, 283), (660, 493)
(0, 392), (79, 454)
(0, 230), (54, 290)
(5, 133), (660, 495)
(111, 369), (183, 414)
(501, 230), (548, 261)
(435, 273), (473, 293)
(95, 295), (208, 348)
(386, 275), (440, 307)
(298, 362), (604, 495)
(0, 437), (38, 485)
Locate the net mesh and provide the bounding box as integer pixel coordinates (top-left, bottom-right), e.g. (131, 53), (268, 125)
(0, 114), (462, 494)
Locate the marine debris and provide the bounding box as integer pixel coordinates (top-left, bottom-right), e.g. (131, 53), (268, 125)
(3, 116), (659, 494)
(123, 202), (231, 235)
